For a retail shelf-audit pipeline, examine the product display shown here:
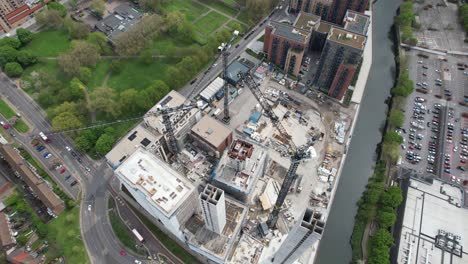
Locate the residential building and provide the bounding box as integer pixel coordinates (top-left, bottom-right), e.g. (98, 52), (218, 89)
(0, 212), (15, 250)
(94, 4), (143, 40)
(313, 27), (366, 100)
(114, 148), (198, 241)
(308, 0), (333, 20)
(212, 139), (267, 201)
(329, 0), (369, 24)
(263, 12), (320, 76)
(343, 9), (370, 35)
(0, 144), (65, 216)
(0, 0), (47, 33)
(190, 115), (233, 158)
(199, 184), (226, 234)
(273, 209), (325, 264)
(144, 90), (201, 159)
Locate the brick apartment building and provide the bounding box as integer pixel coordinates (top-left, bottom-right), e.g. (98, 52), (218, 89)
(0, 0), (48, 33)
(289, 0), (368, 24)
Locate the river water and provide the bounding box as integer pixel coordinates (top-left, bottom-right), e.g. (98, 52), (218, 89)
(314, 0), (402, 263)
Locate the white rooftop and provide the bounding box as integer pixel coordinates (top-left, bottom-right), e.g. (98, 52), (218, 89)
(200, 77), (224, 101)
(397, 178), (468, 264)
(115, 148), (194, 217)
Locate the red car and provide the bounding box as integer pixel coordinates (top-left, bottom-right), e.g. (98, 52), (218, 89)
(59, 168), (66, 174)
(119, 250), (126, 256)
(32, 141), (41, 147)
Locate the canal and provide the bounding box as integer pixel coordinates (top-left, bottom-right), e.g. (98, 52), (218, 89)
(314, 0), (402, 263)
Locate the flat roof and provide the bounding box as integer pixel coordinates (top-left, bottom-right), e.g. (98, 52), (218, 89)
(185, 198), (246, 259)
(214, 139), (267, 193)
(327, 27), (366, 50)
(191, 115), (232, 148)
(230, 233), (264, 264)
(397, 178), (468, 264)
(105, 124), (162, 167)
(0, 213), (14, 248)
(200, 77), (224, 101)
(95, 4), (142, 39)
(269, 21), (310, 43)
(226, 61), (250, 84)
(115, 148), (194, 217)
(343, 10), (370, 35)
(294, 12), (321, 32)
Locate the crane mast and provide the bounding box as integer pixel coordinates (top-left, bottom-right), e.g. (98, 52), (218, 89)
(239, 72), (314, 229)
(220, 30), (239, 123)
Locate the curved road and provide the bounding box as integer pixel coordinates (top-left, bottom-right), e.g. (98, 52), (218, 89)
(0, 5), (291, 264)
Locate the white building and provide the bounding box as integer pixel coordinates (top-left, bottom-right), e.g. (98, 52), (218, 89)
(115, 148), (198, 240)
(273, 209), (325, 264)
(199, 184), (226, 234)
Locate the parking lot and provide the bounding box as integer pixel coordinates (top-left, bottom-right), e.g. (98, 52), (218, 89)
(400, 50), (468, 185)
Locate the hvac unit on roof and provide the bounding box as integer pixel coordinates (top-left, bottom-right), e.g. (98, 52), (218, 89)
(115, 15), (124, 20)
(346, 33), (353, 39)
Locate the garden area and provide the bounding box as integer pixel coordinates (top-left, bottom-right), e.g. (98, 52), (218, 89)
(0, 99), (29, 133)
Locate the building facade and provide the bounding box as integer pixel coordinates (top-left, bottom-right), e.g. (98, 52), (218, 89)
(190, 115), (233, 158)
(199, 184), (226, 234)
(273, 209), (325, 264)
(328, 0), (368, 24)
(312, 27), (366, 100)
(0, 0), (48, 33)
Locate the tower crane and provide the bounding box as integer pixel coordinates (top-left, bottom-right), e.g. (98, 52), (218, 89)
(238, 72), (316, 229)
(219, 30), (239, 123)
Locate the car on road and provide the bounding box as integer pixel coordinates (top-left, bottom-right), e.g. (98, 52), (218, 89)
(87, 204), (92, 211)
(45, 153), (52, 159)
(32, 141), (40, 147)
(119, 250), (126, 256)
(43, 152), (50, 158)
(77, 157), (82, 163)
(59, 168), (66, 174)
(71, 151), (77, 157)
(85, 167), (91, 172)
(36, 145), (45, 152)
(64, 175), (72, 181)
(65, 146), (71, 151)
(70, 180), (78, 187)
(0, 121), (9, 129)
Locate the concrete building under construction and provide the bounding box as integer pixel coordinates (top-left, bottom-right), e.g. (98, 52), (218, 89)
(211, 139), (268, 201)
(199, 184), (226, 234)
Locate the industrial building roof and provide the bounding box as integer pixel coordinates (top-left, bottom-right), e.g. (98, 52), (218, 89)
(343, 10), (370, 35)
(328, 27), (366, 50)
(105, 124), (162, 168)
(226, 61), (250, 84)
(115, 148), (194, 217)
(95, 4), (142, 39)
(214, 139), (267, 194)
(269, 21), (310, 43)
(185, 198), (246, 260)
(397, 178), (468, 264)
(200, 77), (224, 102)
(191, 115), (232, 148)
(0, 213), (14, 248)
(294, 12), (321, 32)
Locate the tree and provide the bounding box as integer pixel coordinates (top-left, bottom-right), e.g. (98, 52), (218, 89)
(95, 133), (114, 155)
(165, 11), (185, 35)
(17, 29), (34, 45)
(384, 131), (403, 144)
(58, 53), (80, 77)
(65, 17), (90, 39)
(109, 60), (123, 74)
(382, 141), (399, 163)
(87, 32), (112, 55)
(380, 186), (403, 208)
(69, 78), (86, 100)
(166, 66), (182, 88)
(145, 80), (170, 102)
(0, 46), (18, 66)
(139, 50), (153, 65)
(119, 89), (140, 113)
(70, 41), (100, 67)
(74, 133), (95, 152)
(363, 181), (384, 204)
(35, 9), (64, 29)
(139, 0), (161, 11)
(52, 111), (83, 131)
(90, 86), (120, 117)
(0, 37), (21, 49)
(48, 101), (80, 119)
(16, 51), (37, 67)
(389, 109), (404, 128)
(4, 62), (23, 77)
(377, 210), (396, 228)
(368, 229), (394, 264)
(90, 0), (106, 17)
(48, 2), (67, 17)
(460, 4), (468, 33)
(115, 15), (164, 55)
(79, 67), (92, 83)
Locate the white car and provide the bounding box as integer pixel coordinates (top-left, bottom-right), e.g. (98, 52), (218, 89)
(65, 146), (72, 151)
(45, 153), (52, 159)
(87, 204), (92, 211)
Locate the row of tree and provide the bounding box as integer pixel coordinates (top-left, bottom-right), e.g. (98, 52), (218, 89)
(395, 1), (418, 45)
(460, 4), (468, 34)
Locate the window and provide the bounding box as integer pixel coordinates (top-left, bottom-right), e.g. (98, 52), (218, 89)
(140, 138), (151, 147)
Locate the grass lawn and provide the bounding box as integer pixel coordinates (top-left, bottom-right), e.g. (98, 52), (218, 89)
(46, 208), (90, 264)
(220, 0), (237, 8)
(198, 0), (238, 17)
(107, 59), (176, 92)
(87, 60), (111, 91)
(151, 37), (201, 55)
(162, 0), (209, 21)
(236, 11), (252, 26)
(194, 11), (230, 36)
(23, 30), (70, 57)
(129, 204), (200, 264)
(0, 99), (30, 132)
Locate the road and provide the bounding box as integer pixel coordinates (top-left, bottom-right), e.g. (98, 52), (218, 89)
(0, 5), (292, 264)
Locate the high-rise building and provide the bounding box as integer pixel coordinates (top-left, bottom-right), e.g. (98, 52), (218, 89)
(272, 209), (325, 264)
(199, 184), (226, 234)
(308, 0), (333, 20)
(263, 12), (320, 76)
(328, 0), (369, 24)
(313, 27), (366, 100)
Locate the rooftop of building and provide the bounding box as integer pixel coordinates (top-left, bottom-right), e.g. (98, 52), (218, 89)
(0, 213), (14, 248)
(200, 184), (224, 205)
(144, 90), (199, 136)
(105, 123), (162, 168)
(191, 115), (232, 148)
(315, 21), (334, 34)
(343, 10), (370, 35)
(327, 27), (366, 50)
(294, 11), (321, 32)
(230, 233), (264, 264)
(213, 139), (267, 193)
(397, 178), (468, 263)
(115, 148), (195, 217)
(269, 21), (311, 43)
(184, 198), (246, 260)
(95, 4), (142, 39)
(226, 61), (251, 84)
